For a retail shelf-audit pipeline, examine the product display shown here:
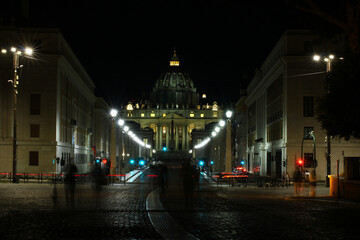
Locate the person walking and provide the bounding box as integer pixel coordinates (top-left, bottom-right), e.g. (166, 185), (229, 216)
(293, 167), (303, 196)
(309, 170), (317, 197)
(182, 160), (195, 209)
(158, 164), (168, 193)
(91, 164), (106, 202)
(64, 161), (77, 208)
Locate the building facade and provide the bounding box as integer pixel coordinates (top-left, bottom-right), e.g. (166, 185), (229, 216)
(0, 27), (96, 174)
(238, 30), (360, 181)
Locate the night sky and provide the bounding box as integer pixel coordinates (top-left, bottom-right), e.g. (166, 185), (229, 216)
(1, 0), (332, 107)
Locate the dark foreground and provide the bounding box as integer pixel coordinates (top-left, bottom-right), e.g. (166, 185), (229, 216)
(0, 167), (359, 240)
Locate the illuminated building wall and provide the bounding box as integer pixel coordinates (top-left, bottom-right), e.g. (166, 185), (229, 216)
(0, 27), (96, 174)
(242, 30), (360, 181)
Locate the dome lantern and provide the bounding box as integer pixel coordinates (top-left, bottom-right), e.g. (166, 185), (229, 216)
(169, 50), (180, 67)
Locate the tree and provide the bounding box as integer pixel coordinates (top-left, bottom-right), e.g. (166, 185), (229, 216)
(316, 53), (360, 140)
(289, 0), (360, 53)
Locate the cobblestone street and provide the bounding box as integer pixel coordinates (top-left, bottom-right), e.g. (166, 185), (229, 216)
(0, 182), (162, 240)
(1, 169), (360, 240)
(159, 168), (360, 240)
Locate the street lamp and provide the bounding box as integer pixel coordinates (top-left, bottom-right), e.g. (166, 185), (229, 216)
(313, 54), (341, 187)
(1, 46), (33, 183)
(110, 109), (118, 118)
(226, 110), (233, 119)
(225, 110), (233, 172)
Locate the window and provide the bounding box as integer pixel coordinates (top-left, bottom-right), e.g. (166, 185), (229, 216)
(212, 102), (218, 111)
(30, 124), (40, 137)
(29, 151), (39, 166)
(345, 157), (360, 180)
(126, 103), (133, 110)
(303, 96), (314, 117)
(30, 94), (41, 115)
(304, 127), (314, 140)
(170, 60), (179, 66)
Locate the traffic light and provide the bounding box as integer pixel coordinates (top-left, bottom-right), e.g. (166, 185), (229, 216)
(240, 160), (245, 165)
(296, 158), (304, 167)
(130, 159), (135, 165)
(139, 159), (145, 166)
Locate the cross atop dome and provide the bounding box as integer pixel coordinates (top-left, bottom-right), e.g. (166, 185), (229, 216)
(169, 50), (180, 67)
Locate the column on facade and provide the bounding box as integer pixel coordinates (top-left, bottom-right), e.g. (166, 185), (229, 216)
(166, 125), (169, 149)
(110, 121), (116, 174)
(155, 125), (159, 150)
(184, 125), (189, 150)
(175, 125), (179, 150)
(158, 124), (162, 150)
(182, 125), (186, 150)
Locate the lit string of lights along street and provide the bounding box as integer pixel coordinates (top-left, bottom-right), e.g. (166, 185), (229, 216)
(110, 109), (152, 150)
(193, 110), (232, 151)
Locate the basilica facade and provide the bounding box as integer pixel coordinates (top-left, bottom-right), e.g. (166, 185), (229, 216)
(119, 51), (223, 159)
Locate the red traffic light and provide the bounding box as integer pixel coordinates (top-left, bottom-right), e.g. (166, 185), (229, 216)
(102, 159), (107, 164)
(297, 158), (304, 166)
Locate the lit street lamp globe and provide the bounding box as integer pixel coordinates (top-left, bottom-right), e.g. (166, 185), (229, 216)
(226, 110), (233, 119)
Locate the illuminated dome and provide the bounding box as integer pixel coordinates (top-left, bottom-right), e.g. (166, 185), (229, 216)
(151, 51), (199, 107)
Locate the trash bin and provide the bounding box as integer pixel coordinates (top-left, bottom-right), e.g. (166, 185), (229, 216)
(328, 175), (338, 197)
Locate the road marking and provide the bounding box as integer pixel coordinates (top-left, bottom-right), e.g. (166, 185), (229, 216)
(146, 188), (199, 240)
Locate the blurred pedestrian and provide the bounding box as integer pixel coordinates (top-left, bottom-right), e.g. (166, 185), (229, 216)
(158, 164), (168, 193)
(91, 164), (106, 200)
(182, 160), (195, 209)
(293, 167), (302, 196)
(64, 162), (77, 208)
(285, 172), (290, 187)
(310, 170), (316, 197)
(194, 167), (200, 190)
(52, 178), (58, 207)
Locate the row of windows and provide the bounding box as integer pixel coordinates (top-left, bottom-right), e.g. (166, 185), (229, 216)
(127, 111), (218, 118)
(126, 102), (218, 111)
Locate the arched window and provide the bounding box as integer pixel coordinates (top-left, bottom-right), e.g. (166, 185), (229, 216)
(126, 102), (133, 111)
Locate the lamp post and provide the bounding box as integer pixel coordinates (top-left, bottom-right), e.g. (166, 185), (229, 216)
(110, 109), (118, 175)
(313, 54), (336, 187)
(225, 110), (233, 172)
(2, 47), (33, 183)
